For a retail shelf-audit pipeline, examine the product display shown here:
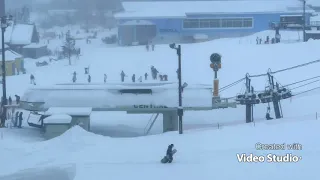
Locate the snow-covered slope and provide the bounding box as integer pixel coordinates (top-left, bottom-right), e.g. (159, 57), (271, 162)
(0, 29), (319, 180)
(1, 119), (319, 180)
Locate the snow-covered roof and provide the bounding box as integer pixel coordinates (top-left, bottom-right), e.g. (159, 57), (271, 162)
(115, 1), (315, 19)
(23, 43), (47, 49)
(21, 83), (213, 109)
(121, 20), (154, 26)
(43, 114), (72, 124)
(0, 50), (23, 61)
(45, 107), (92, 116)
(10, 24), (35, 45)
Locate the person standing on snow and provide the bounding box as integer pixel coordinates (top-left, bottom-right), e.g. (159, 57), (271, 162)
(132, 74), (136, 83)
(88, 74), (91, 83)
(166, 144), (174, 163)
(30, 74), (35, 85)
(138, 76), (142, 82)
(144, 73), (148, 80)
(120, 71), (126, 82)
(104, 74), (107, 83)
(18, 112), (23, 128)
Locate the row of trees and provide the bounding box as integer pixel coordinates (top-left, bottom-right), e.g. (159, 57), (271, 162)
(38, 0), (123, 28)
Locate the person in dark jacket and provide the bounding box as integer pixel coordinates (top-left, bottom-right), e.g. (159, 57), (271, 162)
(166, 144), (174, 163)
(132, 74), (135, 83)
(8, 96), (12, 105)
(15, 95), (20, 104)
(144, 73), (148, 80)
(88, 74), (91, 83)
(18, 112), (23, 128)
(14, 111), (19, 127)
(121, 71), (126, 82)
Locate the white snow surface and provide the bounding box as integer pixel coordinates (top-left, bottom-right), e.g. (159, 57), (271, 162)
(43, 114), (72, 124)
(0, 27), (320, 180)
(45, 107), (92, 116)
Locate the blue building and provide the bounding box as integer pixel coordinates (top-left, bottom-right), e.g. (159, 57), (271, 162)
(114, 1), (315, 45)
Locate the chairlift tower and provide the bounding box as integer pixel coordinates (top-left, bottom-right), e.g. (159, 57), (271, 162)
(236, 74), (260, 123)
(267, 70), (282, 119)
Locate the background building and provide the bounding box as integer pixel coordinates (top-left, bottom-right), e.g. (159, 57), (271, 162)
(115, 0), (314, 45)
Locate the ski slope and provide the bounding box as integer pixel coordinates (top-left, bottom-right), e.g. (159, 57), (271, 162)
(0, 28), (320, 179)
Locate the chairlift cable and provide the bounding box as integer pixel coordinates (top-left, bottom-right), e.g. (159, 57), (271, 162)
(293, 86), (320, 96)
(219, 78), (245, 92)
(248, 59), (320, 78)
(283, 75), (320, 87)
(290, 79), (320, 90)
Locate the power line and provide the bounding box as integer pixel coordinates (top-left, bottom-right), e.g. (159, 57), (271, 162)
(283, 75), (320, 87)
(249, 59), (320, 78)
(293, 86), (320, 96)
(291, 79), (320, 90)
(219, 78), (245, 92)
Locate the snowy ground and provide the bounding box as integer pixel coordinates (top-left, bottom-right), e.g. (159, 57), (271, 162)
(0, 28), (319, 179)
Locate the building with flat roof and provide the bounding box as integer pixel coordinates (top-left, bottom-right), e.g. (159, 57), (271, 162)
(114, 0), (315, 45)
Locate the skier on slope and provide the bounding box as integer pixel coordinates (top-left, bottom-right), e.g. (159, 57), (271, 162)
(166, 144), (174, 163)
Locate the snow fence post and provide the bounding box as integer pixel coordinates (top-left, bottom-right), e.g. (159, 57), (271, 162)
(217, 123), (220, 129)
(316, 112), (318, 120)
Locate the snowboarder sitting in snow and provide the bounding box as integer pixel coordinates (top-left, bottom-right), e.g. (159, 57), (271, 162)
(166, 144), (174, 163)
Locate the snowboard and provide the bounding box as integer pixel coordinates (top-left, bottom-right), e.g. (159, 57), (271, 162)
(161, 149), (177, 163)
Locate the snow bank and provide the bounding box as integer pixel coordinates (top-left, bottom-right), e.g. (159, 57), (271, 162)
(43, 114), (72, 124)
(0, 164), (76, 180)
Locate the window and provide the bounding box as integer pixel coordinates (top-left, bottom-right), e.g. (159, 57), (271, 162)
(210, 19), (220, 28)
(183, 17), (253, 29)
(232, 19), (243, 27)
(183, 19), (199, 28)
(199, 19), (210, 28)
(221, 19), (233, 27)
(243, 18), (253, 27)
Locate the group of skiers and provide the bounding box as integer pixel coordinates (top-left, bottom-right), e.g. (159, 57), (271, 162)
(120, 66), (169, 83)
(146, 43), (155, 51)
(2, 95), (20, 105)
(7, 111), (24, 128)
(256, 35), (281, 45)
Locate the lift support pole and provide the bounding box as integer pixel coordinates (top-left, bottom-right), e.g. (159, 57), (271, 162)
(245, 75), (252, 123)
(267, 72), (282, 119)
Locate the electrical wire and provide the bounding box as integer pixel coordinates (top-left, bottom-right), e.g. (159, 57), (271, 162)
(283, 75), (320, 87)
(290, 79), (320, 90)
(219, 78), (245, 92)
(293, 86), (320, 96)
(248, 59), (320, 78)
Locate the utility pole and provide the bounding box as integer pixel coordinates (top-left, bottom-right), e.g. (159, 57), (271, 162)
(0, 16), (11, 127)
(177, 45), (183, 134)
(245, 74), (252, 123)
(267, 72), (281, 119)
(303, 0), (306, 42)
(169, 43), (183, 134)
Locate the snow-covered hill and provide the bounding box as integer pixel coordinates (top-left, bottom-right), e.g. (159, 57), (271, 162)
(0, 28), (319, 180)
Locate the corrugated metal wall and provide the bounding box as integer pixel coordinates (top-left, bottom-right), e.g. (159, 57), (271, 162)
(119, 24), (157, 45)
